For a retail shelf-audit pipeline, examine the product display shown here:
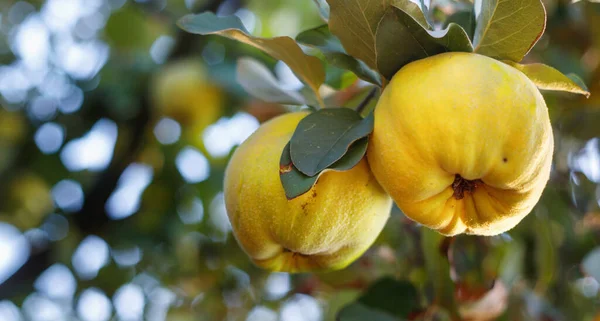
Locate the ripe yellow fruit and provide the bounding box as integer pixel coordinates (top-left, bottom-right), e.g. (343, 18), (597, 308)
(151, 59), (223, 131)
(367, 52), (553, 236)
(224, 112), (392, 272)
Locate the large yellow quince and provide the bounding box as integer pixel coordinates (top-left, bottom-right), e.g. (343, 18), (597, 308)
(224, 112), (392, 272)
(367, 52), (553, 236)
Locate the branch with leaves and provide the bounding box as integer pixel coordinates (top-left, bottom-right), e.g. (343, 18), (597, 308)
(176, 0), (592, 318)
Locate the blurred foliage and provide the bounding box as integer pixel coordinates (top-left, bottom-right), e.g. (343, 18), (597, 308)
(0, 0), (599, 321)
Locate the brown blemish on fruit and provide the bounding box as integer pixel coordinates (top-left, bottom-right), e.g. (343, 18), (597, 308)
(279, 163), (292, 174)
(301, 203), (309, 215)
(452, 174), (481, 200)
(503, 157), (508, 163)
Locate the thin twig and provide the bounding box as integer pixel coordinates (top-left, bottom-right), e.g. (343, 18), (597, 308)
(355, 87), (378, 115)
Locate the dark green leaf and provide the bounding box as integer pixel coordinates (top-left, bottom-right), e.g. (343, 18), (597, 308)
(326, 0), (393, 70)
(178, 12), (325, 104)
(473, 0), (546, 62)
(313, 0), (330, 20)
(444, 8), (475, 39)
(503, 61), (590, 97)
(280, 138), (369, 199)
(357, 277), (419, 318)
(337, 303), (399, 321)
(582, 247), (600, 282)
(290, 108), (373, 177)
(296, 25), (382, 85)
(329, 137), (369, 171)
(279, 142), (319, 200)
(236, 57), (306, 105)
(375, 6), (473, 80)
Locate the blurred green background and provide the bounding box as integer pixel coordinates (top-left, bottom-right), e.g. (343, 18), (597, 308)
(0, 0), (599, 320)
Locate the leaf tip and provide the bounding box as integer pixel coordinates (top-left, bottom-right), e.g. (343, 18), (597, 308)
(176, 14), (192, 29)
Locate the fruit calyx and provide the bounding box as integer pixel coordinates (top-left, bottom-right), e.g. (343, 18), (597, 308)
(283, 247), (308, 257)
(452, 175), (481, 200)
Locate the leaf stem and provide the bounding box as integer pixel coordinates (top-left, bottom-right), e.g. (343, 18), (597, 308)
(355, 87), (378, 115)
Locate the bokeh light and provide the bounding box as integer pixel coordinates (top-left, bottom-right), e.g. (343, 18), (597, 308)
(0, 224), (30, 284)
(72, 236), (110, 280)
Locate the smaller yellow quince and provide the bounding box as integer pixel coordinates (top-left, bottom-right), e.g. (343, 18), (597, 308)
(224, 112), (392, 272)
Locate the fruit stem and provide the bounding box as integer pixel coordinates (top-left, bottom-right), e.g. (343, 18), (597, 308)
(452, 175), (481, 200)
(355, 87), (378, 115)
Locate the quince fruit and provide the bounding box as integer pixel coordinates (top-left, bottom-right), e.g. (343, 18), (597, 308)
(151, 58), (223, 131)
(224, 112), (392, 272)
(367, 52), (553, 236)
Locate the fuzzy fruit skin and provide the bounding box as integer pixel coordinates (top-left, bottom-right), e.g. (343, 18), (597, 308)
(224, 112), (392, 273)
(367, 52), (553, 236)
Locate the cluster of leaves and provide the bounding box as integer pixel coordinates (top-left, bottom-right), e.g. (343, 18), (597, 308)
(178, 0), (589, 201)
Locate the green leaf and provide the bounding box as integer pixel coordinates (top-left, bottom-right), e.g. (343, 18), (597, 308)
(567, 73), (590, 93)
(391, 0), (431, 29)
(326, 0), (433, 73)
(357, 277), (419, 318)
(337, 303), (399, 321)
(290, 108), (373, 177)
(326, 0), (393, 70)
(582, 247), (600, 282)
(444, 8), (475, 39)
(473, 0), (546, 62)
(330, 137), (369, 170)
(503, 62), (590, 97)
(279, 142), (319, 200)
(236, 57), (306, 105)
(178, 12), (325, 104)
(375, 6), (473, 80)
(280, 137), (369, 199)
(296, 25), (382, 85)
(313, 0), (330, 20)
